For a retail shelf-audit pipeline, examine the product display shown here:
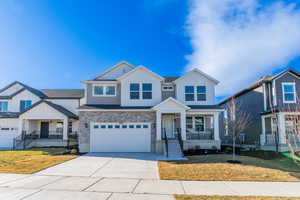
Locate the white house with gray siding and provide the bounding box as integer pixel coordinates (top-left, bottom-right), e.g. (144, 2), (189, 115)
(79, 61), (223, 156)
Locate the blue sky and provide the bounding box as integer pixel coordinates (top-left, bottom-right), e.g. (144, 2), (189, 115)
(1, 0), (300, 102)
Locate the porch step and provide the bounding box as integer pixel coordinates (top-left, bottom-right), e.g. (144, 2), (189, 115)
(167, 140), (184, 159)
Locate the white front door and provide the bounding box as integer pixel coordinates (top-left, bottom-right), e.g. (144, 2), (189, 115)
(163, 115), (174, 138)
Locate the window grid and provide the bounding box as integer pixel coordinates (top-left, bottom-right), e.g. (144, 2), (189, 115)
(0, 101), (8, 112)
(282, 83), (296, 103)
(93, 85), (116, 96)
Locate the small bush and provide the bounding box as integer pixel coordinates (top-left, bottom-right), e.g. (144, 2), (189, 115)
(70, 149), (78, 154)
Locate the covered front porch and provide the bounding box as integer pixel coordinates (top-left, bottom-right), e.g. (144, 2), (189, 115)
(15, 101), (79, 149)
(153, 98), (222, 154)
(261, 112), (300, 152)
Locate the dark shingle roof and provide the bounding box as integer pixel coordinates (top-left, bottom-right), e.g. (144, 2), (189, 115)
(78, 104), (152, 110)
(163, 77), (179, 83)
(0, 112), (19, 118)
(40, 89), (84, 99)
(19, 100), (78, 119)
(188, 105), (223, 110)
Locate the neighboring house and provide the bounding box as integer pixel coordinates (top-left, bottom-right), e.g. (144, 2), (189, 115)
(79, 61), (223, 155)
(219, 69), (300, 152)
(0, 81), (84, 149)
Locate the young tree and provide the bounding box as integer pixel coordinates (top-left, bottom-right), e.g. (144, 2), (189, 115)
(226, 97), (252, 162)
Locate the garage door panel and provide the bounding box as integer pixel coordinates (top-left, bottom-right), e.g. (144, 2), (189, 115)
(90, 123), (151, 153)
(0, 131), (19, 149)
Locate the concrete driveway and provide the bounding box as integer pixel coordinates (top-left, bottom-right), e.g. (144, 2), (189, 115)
(36, 153), (160, 179)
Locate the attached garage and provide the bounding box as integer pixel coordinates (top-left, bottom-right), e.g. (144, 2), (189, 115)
(0, 118), (19, 149)
(90, 122), (151, 152)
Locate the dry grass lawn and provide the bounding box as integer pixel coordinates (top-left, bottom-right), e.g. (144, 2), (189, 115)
(174, 195), (300, 200)
(0, 148), (77, 174)
(158, 154), (300, 182)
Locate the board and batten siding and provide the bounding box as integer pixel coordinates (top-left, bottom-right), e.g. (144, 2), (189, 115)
(9, 90), (41, 112)
(120, 69), (162, 107)
(175, 72), (216, 105)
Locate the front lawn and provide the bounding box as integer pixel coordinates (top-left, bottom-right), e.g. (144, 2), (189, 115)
(158, 152), (300, 182)
(175, 195), (300, 200)
(0, 148), (77, 174)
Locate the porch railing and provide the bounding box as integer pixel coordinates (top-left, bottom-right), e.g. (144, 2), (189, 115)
(186, 128), (214, 140)
(162, 128), (168, 157)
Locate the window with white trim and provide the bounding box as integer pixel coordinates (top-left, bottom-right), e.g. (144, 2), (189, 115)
(0, 101), (8, 112)
(197, 86), (206, 101)
(20, 100), (32, 112)
(282, 83), (296, 103)
(162, 86), (174, 91)
(130, 83), (140, 99)
(142, 83), (152, 99)
(185, 86), (194, 101)
(130, 83), (152, 100)
(93, 84), (116, 96)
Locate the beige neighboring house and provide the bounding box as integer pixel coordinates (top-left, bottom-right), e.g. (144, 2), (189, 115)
(0, 81), (84, 149)
(79, 61), (223, 157)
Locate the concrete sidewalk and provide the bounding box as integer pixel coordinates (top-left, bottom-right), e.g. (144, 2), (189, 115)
(0, 174), (300, 200)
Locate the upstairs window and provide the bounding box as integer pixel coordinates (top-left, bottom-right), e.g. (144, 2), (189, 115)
(197, 86), (206, 101)
(282, 83), (296, 103)
(93, 85), (116, 96)
(0, 101), (8, 112)
(130, 83), (140, 99)
(185, 86), (194, 101)
(142, 83), (152, 99)
(20, 100), (32, 112)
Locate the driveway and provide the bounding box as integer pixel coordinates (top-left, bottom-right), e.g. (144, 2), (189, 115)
(36, 153), (160, 179)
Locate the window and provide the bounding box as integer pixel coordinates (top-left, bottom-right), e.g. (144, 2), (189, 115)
(93, 125), (99, 129)
(197, 86), (206, 101)
(107, 125), (113, 129)
(185, 86), (194, 101)
(143, 124), (149, 128)
(114, 125), (120, 128)
(20, 100), (32, 112)
(100, 125), (106, 129)
(195, 117), (204, 132)
(56, 122), (63, 133)
(122, 125), (127, 128)
(93, 85), (116, 96)
(162, 86), (174, 91)
(282, 83), (296, 103)
(186, 117), (193, 129)
(136, 124), (142, 128)
(130, 83), (140, 99)
(0, 101), (8, 112)
(142, 83), (152, 99)
(129, 124), (134, 128)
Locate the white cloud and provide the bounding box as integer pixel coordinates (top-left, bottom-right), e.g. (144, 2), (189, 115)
(185, 0), (300, 97)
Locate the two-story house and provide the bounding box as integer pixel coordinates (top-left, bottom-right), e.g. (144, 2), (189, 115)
(78, 61), (223, 155)
(219, 69), (300, 152)
(0, 81), (84, 149)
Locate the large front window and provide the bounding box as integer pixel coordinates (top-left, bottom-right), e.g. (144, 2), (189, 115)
(20, 100), (32, 112)
(185, 86), (194, 101)
(186, 116), (205, 132)
(93, 85), (116, 96)
(282, 83), (295, 103)
(0, 101), (8, 112)
(195, 116), (204, 131)
(130, 83), (152, 100)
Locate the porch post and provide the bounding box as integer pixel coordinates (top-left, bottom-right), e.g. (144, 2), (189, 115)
(63, 118), (68, 140)
(261, 116), (266, 145)
(277, 113), (286, 144)
(180, 111), (186, 140)
(156, 111), (161, 140)
(213, 113), (220, 140)
(18, 119), (23, 135)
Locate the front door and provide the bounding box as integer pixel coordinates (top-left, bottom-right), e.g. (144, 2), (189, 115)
(163, 115), (174, 138)
(40, 122), (49, 138)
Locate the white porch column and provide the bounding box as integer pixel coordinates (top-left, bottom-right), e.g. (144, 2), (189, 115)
(261, 116), (266, 145)
(213, 113), (220, 141)
(180, 111), (186, 140)
(18, 119), (24, 135)
(156, 111), (161, 140)
(277, 113), (286, 144)
(63, 118), (68, 140)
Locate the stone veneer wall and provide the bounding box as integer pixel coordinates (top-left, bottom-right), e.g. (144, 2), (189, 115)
(79, 111), (156, 153)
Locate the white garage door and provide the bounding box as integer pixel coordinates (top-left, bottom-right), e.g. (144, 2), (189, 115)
(90, 123), (151, 152)
(0, 129), (19, 149)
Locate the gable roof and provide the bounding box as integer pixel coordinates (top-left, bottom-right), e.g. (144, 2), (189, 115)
(219, 68), (300, 105)
(174, 68), (219, 84)
(117, 65), (164, 81)
(163, 77), (179, 83)
(0, 81), (84, 100)
(152, 97), (190, 110)
(18, 100), (78, 119)
(93, 61), (135, 80)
